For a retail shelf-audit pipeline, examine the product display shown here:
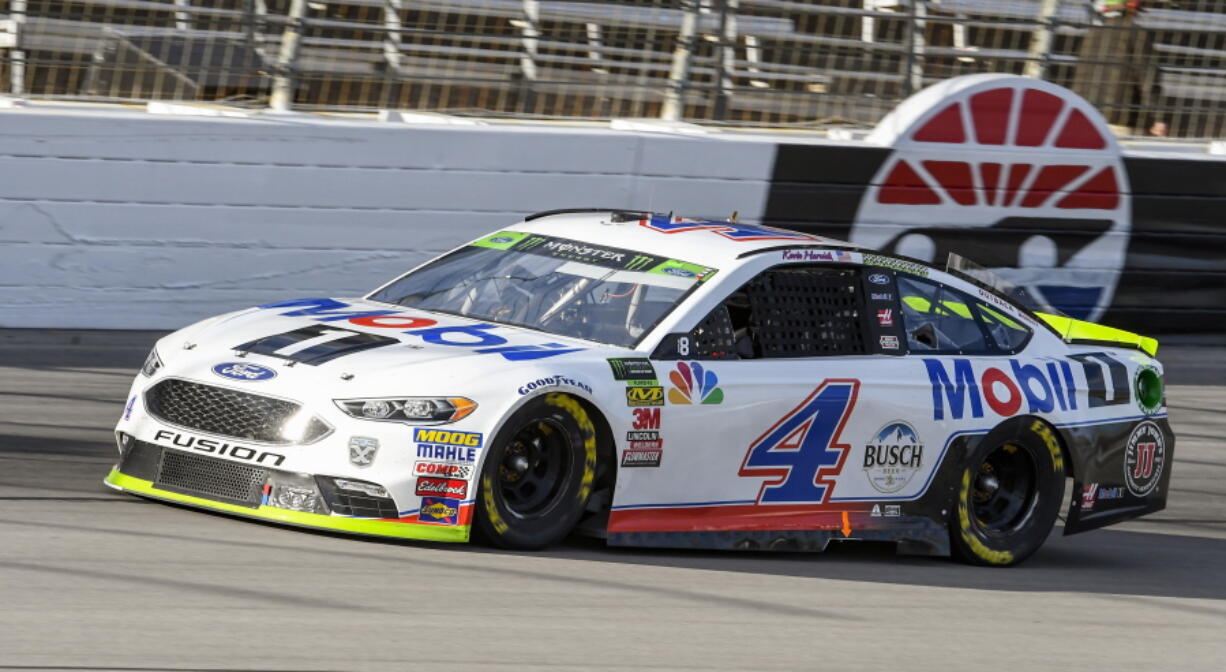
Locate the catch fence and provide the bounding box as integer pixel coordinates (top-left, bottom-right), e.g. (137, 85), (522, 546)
(3, 0), (1226, 137)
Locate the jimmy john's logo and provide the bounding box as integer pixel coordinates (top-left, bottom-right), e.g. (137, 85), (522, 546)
(851, 75), (1129, 323)
(626, 386), (664, 407)
(152, 429), (286, 467)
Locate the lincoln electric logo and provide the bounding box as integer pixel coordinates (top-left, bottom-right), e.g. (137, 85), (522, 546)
(852, 75), (1130, 322)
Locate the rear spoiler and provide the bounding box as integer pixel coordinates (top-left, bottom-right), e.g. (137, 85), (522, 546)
(1036, 313), (1159, 357)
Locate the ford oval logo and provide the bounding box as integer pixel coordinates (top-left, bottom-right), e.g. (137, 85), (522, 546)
(662, 267), (695, 277)
(212, 362), (277, 381)
(868, 273), (891, 285)
(489, 236), (515, 244)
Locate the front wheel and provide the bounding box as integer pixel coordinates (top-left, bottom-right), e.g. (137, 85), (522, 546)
(474, 393), (598, 550)
(950, 418), (1066, 567)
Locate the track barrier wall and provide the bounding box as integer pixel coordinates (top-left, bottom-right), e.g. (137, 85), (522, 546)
(1, 75), (1224, 338)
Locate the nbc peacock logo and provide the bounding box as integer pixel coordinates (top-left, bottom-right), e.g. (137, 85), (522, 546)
(667, 362), (724, 405)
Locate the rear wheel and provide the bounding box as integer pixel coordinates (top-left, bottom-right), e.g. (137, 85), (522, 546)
(474, 393), (597, 550)
(950, 419), (1066, 567)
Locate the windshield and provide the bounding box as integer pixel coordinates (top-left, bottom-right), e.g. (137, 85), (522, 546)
(368, 231), (718, 348)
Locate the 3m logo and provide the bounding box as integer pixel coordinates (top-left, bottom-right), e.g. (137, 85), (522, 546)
(626, 386), (664, 407)
(632, 407), (661, 430)
(852, 75), (1130, 322)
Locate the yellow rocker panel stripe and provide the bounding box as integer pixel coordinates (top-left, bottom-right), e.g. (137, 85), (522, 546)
(105, 468), (469, 542)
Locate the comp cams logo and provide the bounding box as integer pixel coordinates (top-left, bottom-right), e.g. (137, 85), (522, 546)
(852, 75), (1130, 322)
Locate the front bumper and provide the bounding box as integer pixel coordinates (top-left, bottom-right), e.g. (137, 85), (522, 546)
(105, 443), (472, 543)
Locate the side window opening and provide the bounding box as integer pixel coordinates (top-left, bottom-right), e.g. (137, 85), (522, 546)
(898, 276), (1030, 354)
(689, 266), (866, 359)
(977, 303), (1031, 351)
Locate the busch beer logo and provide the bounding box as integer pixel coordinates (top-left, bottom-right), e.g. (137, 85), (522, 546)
(852, 75), (1130, 322)
(1124, 421), (1165, 497)
(863, 421), (924, 494)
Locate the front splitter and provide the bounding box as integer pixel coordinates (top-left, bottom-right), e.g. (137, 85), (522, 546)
(104, 468), (470, 543)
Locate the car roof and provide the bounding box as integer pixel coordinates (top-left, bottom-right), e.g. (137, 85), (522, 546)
(508, 209), (861, 269)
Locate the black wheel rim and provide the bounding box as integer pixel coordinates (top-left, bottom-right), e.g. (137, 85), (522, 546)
(970, 442), (1038, 534)
(497, 418), (574, 519)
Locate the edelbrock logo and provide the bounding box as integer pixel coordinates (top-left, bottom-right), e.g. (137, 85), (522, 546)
(212, 362), (276, 381)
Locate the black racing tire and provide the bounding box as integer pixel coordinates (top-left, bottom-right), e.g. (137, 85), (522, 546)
(949, 418), (1066, 567)
(474, 392), (598, 550)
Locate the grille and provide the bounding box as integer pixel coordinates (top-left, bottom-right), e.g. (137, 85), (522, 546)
(156, 449), (267, 507)
(145, 379), (328, 444)
(316, 478), (399, 519)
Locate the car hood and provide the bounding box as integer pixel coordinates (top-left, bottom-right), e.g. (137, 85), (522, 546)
(160, 297), (612, 388)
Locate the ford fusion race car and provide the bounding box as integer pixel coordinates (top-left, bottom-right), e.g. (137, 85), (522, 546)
(106, 209), (1173, 565)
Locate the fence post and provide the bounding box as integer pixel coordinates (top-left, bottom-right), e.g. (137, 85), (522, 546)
(1024, 0), (1060, 79)
(268, 0), (308, 112)
(516, 0), (540, 113)
(661, 0), (700, 121)
(713, 0), (738, 121)
(901, 0), (926, 98)
(10, 0), (26, 95)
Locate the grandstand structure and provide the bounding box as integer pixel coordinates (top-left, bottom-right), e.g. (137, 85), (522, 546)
(2, 0), (1226, 136)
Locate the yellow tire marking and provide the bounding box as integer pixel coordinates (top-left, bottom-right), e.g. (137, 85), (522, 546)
(958, 469), (1015, 566)
(482, 474), (508, 534)
(1029, 419), (1064, 473)
(544, 392), (598, 502)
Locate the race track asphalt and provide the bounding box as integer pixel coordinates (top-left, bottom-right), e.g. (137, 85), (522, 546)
(1, 330), (1223, 671)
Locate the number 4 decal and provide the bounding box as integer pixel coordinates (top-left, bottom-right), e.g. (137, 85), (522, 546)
(739, 380), (859, 504)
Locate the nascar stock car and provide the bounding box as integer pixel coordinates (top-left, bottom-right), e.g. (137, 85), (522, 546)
(106, 209), (1173, 566)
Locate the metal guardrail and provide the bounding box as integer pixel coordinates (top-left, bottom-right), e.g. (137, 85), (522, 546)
(2, 0), (1226, 136)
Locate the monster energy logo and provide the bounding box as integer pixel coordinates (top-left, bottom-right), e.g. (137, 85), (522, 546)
(607, 357), (656, 381)
(516, 236), (547, 252)
(626, 255), (654, 271)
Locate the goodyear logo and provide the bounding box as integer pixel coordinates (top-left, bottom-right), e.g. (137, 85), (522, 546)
(419, 497), (460, 525)
(626, 386), (664, 407)
(413, 428), (483, 448)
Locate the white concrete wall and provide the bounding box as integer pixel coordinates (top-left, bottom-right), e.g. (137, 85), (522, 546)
(0, 108), (778, 329)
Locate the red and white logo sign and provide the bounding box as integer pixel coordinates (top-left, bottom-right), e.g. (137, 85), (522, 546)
(632, 407), (661, 430)
(413, 461), (473, 480)
(1123, 421), (1165, 497)
(877, 308), (894, 326)
(852, 74), (1130, 323)
(415, 477), (469, 499)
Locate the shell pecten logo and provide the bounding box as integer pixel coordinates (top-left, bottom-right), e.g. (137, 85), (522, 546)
(667, 362), (724, 405)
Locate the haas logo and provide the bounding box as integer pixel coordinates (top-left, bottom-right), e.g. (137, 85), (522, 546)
(852, 74), (1129, 322)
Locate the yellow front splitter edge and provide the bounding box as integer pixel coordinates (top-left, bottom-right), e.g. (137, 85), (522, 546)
(105, 468), (470, 543)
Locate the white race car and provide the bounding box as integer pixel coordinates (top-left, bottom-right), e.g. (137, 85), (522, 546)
(107, 209), (1173, 565)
